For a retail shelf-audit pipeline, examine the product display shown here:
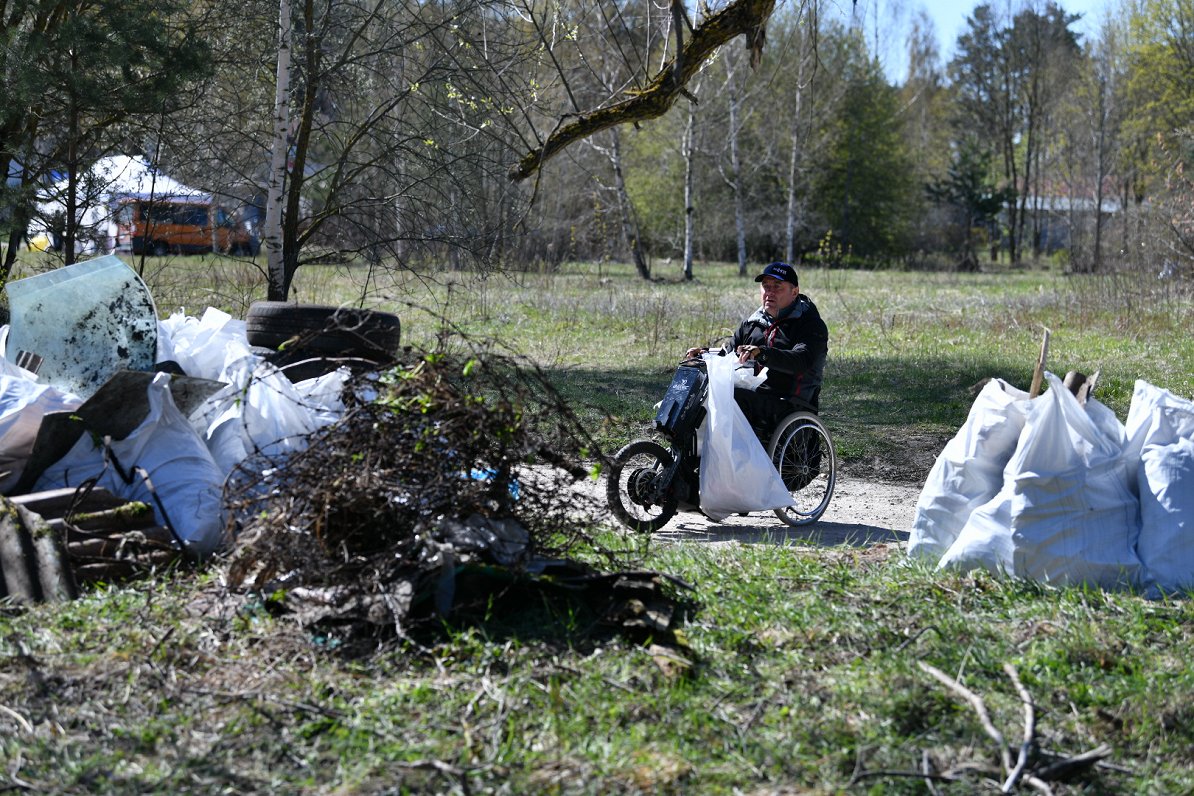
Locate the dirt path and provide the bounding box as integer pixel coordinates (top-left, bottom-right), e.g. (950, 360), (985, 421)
(647, 475), (922, 548)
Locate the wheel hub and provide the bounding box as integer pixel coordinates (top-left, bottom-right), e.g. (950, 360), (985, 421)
(626, 466), (662, 507)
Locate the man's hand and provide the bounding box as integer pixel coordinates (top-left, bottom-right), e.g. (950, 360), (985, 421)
(736, 345), (762, 363)
(684, 346), (708, 359)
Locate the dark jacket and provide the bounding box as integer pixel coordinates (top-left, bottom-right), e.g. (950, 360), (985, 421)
(727, 294), (828, 409)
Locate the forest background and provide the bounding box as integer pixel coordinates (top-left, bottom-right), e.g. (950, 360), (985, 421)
(2, 0), (1193, 302)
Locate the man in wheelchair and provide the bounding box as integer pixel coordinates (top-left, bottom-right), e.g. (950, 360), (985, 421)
(608, 263), (833, 531)
(685, 261), (828, 443)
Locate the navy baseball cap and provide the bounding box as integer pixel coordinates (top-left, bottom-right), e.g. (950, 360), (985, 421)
(754, 261), (799, 286)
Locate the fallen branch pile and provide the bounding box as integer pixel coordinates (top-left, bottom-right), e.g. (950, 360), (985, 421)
(223, 347), (691, 656)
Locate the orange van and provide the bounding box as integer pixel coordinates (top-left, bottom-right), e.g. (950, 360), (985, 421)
(114, 198), (259, 256)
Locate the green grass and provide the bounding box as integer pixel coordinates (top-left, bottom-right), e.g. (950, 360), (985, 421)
(3, 551), (1193, 793)
(2, 255), (1192, 793)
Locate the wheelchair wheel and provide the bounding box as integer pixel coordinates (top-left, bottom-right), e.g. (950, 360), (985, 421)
(767, 411), (836, 526)
(606, 440), (679, 533)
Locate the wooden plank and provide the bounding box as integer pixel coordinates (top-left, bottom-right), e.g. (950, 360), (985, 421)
(66, 527), (177, 558)
(72, 550), (178, 584)
(45, 504), (157, 534)
(10, 487), (126, 518)
(1028, 327), (1051, 399)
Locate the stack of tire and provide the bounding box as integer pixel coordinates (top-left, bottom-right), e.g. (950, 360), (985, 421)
(245, 302), (402, 382)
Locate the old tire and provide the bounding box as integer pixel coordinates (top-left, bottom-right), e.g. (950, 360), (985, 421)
(245, 302), (401, 361)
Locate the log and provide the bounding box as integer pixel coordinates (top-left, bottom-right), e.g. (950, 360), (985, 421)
(0, 500), (38, 602)
(16, 505), (76, 603)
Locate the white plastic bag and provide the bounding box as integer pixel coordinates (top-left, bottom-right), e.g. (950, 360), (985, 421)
(158, 307), (255, 383)
(1124, 380), (1194, 593)
(909, 378), (1030, 560)
(0, 361), (83, 494)
(33, 373), (227, 557)
(697, 353), (794, 521)
(733, 364), (768, 391)
(196, 359), (347, 476)
(940, 372), (1143, 590)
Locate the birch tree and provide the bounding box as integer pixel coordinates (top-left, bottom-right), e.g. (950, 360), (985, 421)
(263, 0), (292, 297)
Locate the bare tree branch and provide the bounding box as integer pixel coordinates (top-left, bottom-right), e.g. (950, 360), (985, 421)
(508, 0), (776, 182)
(918, 661), (1013, 775)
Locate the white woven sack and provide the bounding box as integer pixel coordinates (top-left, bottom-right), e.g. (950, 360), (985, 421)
(158, 307), (254, 383)
(909, 378), (1030, 560)
(1010, 373), (1141, 588)
(0, 361), (82, 494)
(1124, 381), (1194, 593)
(198, 359), (346, 476)
(34, 373), (226, 557)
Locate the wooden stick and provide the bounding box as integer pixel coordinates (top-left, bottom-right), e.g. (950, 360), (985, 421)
(1028, 327), (1051, 398)
(0, 703), (33, 734)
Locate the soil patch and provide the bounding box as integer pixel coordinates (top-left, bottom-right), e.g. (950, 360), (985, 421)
(840, 431), (949, 485)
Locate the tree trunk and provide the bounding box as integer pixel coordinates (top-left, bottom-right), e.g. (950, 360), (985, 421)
(279, 0), (320, 299)
(264, 0), (292, 301)
(725, 53), (747, 276)
(1092, 76), (1108, 273)
(784, 34), (808, 265)
(3, 164), (32, 281)
(610, 128), (649, 279)
(682, 96), (696, 281)
(64, 75), (80, 267)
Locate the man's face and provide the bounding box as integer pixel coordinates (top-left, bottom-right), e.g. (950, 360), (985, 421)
(759, 276), (799, 315)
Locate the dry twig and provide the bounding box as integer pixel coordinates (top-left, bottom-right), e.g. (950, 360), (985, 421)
(907, 661), (1115, 793)
(918, 661), (1013, 775)
(1003, 663), (1036, 792)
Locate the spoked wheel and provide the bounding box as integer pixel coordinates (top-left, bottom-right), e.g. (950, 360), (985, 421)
(606, 440), (679, 533)
(767, 411), (836, 527)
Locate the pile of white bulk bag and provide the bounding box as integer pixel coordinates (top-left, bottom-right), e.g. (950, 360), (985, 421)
(0, 305), (351, 557)
(158, 307), (347, 476)
(912, 371), (1192, 593)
